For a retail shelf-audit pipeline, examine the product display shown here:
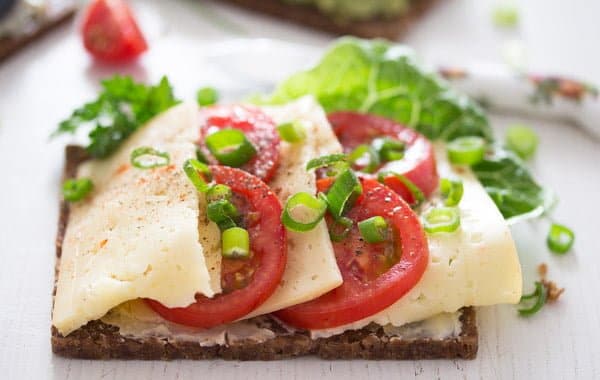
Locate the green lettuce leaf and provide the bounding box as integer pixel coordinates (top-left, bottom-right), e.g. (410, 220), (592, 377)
(262, 37), (549, 220)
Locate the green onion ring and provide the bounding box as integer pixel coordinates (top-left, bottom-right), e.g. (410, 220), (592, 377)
(277, 121), (306, 143)
(206, 184), (232, 203)
(378, 171), (425, 207)
(207, 199), (239, 231)
(505, 125), (538, 160)
(518, 282), (547, 316)
(326, 169), (363, 219)
(205, 128), (257, 167)
(358, 216), (388, 243)
(221, 227), (251, 259)
(281, 192), (327, 232)
(373, 137), (406, 162)
(306, 154), (348, 171)
(447, 136), (486, 165)
(329, 216), (353, 242)
(422, 207), (461, 234)
(348, 144), (380, 173)
(183, 159), (211, 193)
(547, 223), (575, 254)
(130, 146), (171, 169)
(196, 87), (219, 107)
(62, 178), (94, 202)
(440, 178), (464, 207)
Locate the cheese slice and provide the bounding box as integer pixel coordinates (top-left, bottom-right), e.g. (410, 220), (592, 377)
(53, 103), (222, 336)
(241, 96), (344, 319)
(310, 143), (523, 337)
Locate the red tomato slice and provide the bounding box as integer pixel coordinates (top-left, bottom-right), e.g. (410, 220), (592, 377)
(146, 166), (287, 328)
(328, 112), (439, 204)
(275, 177), (429, 330)
(81, 0), (148, 61)
(198, 105), (281, 182)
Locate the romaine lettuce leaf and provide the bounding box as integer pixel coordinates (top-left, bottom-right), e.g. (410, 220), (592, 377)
(263, 37), (549, 221)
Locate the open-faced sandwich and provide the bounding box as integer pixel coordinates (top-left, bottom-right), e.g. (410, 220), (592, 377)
(51, 38), (545, 361)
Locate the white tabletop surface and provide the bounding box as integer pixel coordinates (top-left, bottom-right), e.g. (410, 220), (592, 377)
(1, 1), (599, 379)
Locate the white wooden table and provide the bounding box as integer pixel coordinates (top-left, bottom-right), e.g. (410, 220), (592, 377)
(1, 0), (599, 379)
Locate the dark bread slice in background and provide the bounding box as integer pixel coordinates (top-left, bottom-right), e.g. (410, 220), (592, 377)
(52, 145), (478, 360)
(213, 0), (440, 40)
(0, 2), (75, 63)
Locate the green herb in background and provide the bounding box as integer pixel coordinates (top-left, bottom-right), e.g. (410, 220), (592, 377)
(196, 86), (219, 106)
(261, 38), (549, 221)
(53, 76), (179, 159)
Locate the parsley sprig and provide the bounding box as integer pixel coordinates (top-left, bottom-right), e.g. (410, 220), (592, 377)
(53, 76), (179, 158)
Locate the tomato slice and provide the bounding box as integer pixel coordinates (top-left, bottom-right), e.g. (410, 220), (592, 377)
(275, 177), (429, 330)
(146, 166), (287, 328)
(81, 0), (148, 61)
(198, 105), (281, 182)
(328, 112), (439, 204)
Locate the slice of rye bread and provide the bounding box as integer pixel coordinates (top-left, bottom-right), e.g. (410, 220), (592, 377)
(51, 145), (478, 360)
(0, 2), (75, 63)
(212, 0), (440, 40)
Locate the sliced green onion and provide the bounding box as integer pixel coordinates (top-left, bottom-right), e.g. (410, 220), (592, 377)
(277, 121), (306, 143)
(348, 144), (380, 173)
(221, 227), (250, 259)
(183, 159), (211, 193)
(196, 148), (209, 164)
(281, 192), (327, 232)
(440, 178), (464, 207)
(493, 4), (519, 28)
(207, 199), (239, 231)
(196, 87), (219, 106)
(62, 178), (93, 202)
(206, 184), (232, 203)
(422, 207), (460, 234)
(306, 154), (348, 171)
(378, 171), (425, 207)
(505, 125), (538, 160)
(326, 169), (362, 219)
(547, 223), (575, 254)
(358, 216), (388, 243)
(447, 137), (486, 165)
(329, 216), (353, 242)
(205, 129), (257, 167)
(130, 146), (170, 169)
(518, 282), (547, 317)
(373, 137), (405, 162)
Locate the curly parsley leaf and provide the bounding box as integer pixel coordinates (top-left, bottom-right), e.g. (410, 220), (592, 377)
(53, 76), (179, 158)
(261, 37), (549, 221)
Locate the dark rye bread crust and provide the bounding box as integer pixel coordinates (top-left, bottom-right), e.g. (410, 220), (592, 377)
(0, 4), (75, 63)
(214, 0), (440, 40)
(51, 145), (478, 360)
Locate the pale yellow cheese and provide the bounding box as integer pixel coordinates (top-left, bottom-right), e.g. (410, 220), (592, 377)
(241, 96), (344, 319)
(53, 103), (222, 336)
(310, 144), (523, 337)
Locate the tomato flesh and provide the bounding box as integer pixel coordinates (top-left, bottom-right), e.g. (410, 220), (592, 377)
(146, 166), (286, 328)
(275, 178), (429, 330)
(328, 112), (439, 204)
(81, 0), (148, 61)
(199, 105), (281, 182)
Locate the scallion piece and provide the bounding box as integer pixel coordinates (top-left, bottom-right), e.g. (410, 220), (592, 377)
(329, 216), (353, 242)
(348, 144), (380, 173)
(325, 169), (362, 219)
(518, 282), (547, 317)
(358, 216), (388, 243)
(207, 199), (239, 231)
(221, 227), (250, 259)
(447, 137), (486, 165)
(196, 87), (219, 106)
(62, 178), (93, 202)
(505, 125), (538, 160)
(281, 192), (327, 232)
(373, 137), (405, 162)
(422, 207), (461, 234)
(183, 159), (211, 193)
(277, 121), (306, 143)
(205, 129), (257, 167)
(440, 178), (464, 207)
(206, 184), (232, 203)
(306, 154), (348, 171)
(493, 4), (519, 28)
(547, 223), (575, 254)
(130, 146), (170, 169)
(378, 171), (425, 207)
